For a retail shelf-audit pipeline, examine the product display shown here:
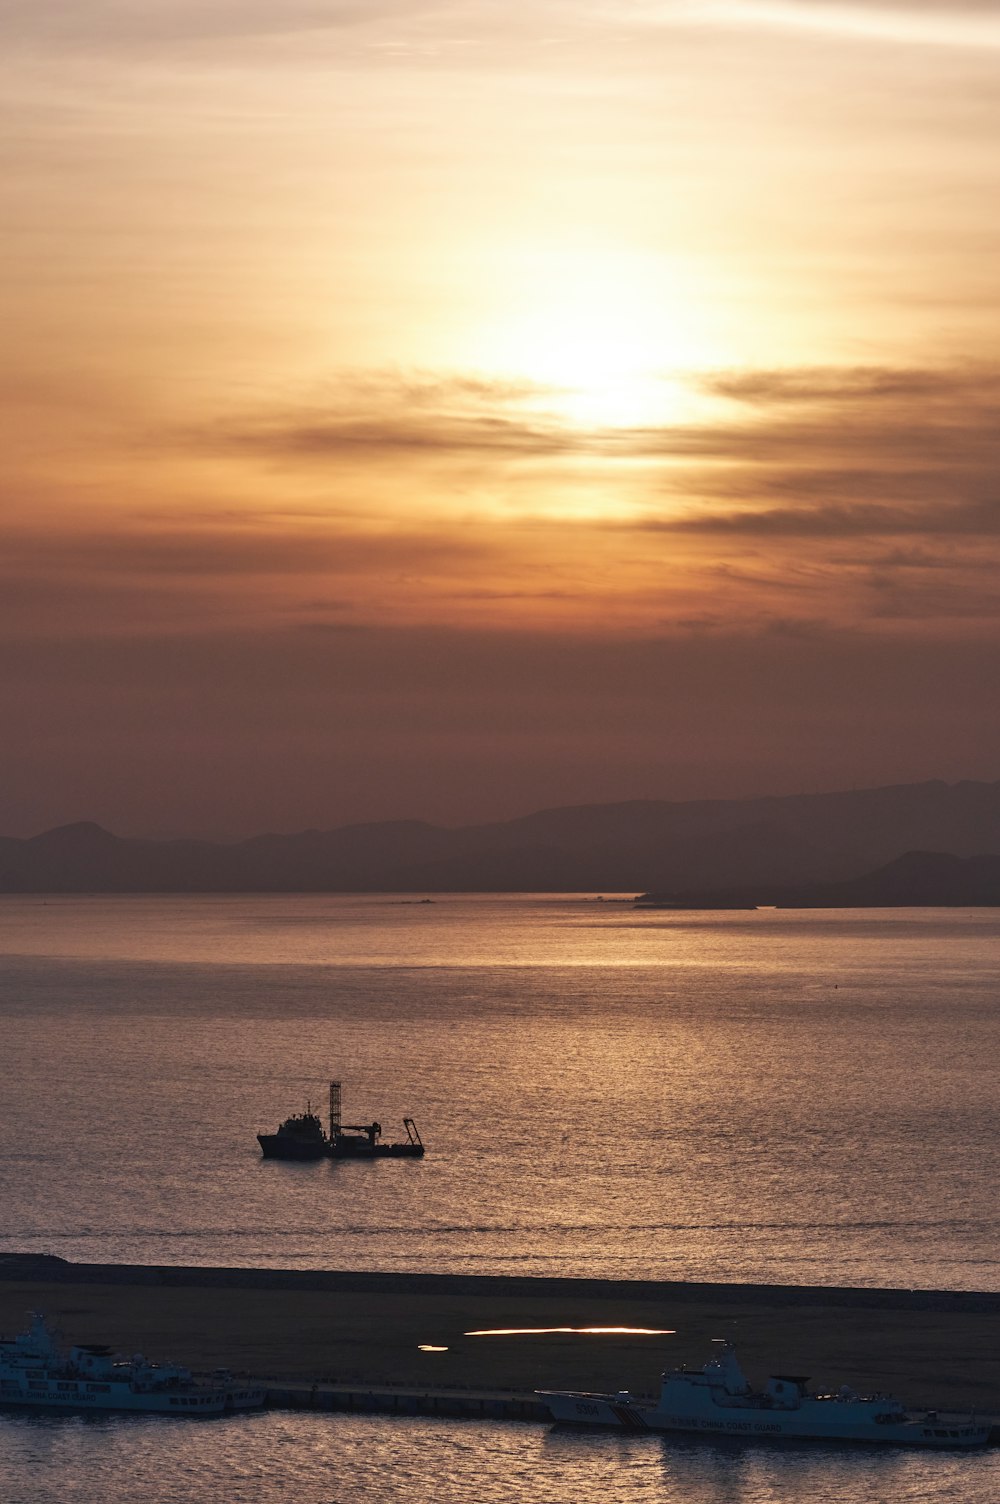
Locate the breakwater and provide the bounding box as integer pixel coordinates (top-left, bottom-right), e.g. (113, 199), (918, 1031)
(1, 1255), (998, 1415)
(3, 1254), (999, 1313)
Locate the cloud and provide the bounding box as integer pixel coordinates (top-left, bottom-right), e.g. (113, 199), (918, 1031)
(698, 364), (997, 406)
(208, 361), (1000, 487)
(638, 499), (1000, 539)
(0, 0), (654, 62)
(0, 0), (428, 49)
(207, 372), (580, 461)
(6, 0), (996, 54)
(864, 569), (1000, 620)
(3, 524), (491, 579)
(8, 361), (1000, 646)
(172, 369), (1000, 639)
(701, 1), (1000, 51)
(228, 413), (573, 460)
(0, 515), (516, 643)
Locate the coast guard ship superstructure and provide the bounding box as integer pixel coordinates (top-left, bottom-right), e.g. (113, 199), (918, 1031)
(0, 1314), (264, 1415)
(540, 1343), (990, 1448)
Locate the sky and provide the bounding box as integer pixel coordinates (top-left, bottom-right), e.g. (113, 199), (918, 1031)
(3, 0), (1000, 837)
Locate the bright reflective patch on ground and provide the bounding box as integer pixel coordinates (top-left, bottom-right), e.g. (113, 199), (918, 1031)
(418, 1344), (450, 1351)
(465, 1327), (676, 1337)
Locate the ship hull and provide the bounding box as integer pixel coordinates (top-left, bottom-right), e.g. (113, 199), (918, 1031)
(646, 1412), (990, 1447)
(328, 1141), (424, 1159)
(256, 1133), (326, 1161)
(257, 1134), (424, 1159)
(540, 1392), (651, 1429)
(539, 1393), (990, 1448)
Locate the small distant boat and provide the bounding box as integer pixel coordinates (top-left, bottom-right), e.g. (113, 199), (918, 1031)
(0, 1314), (264, 1416)
(538, 1344), (990, 1448)
(257, 1081), (425, 1161)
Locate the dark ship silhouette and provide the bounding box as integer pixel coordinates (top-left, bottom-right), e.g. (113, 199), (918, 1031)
(257, 1081), (424, 1161)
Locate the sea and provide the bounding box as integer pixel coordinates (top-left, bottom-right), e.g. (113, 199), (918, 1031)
(0, 894), (998, 1502)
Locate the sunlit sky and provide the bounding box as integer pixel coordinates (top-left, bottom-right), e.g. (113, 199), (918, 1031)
(3, 0), (1000, 836)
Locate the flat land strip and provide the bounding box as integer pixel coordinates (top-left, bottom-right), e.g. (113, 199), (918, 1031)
(1, 1258), (997, 1412)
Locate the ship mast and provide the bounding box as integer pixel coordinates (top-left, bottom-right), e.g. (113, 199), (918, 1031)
(329, 1079), (342, 1141)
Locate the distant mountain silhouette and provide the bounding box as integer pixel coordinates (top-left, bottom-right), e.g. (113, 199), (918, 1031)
(2, 778), (1000, 897)
(637, 850), (1000, 909)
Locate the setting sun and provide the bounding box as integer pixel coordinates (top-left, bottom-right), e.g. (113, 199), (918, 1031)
(472, 246), (723, 428)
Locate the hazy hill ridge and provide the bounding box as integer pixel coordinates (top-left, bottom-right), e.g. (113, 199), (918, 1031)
(2, 778), (1000, 896)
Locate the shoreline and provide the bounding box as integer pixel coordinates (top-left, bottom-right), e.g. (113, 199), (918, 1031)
(2, 1256), (999, 1413)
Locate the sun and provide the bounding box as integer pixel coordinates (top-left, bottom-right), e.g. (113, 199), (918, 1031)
(473, 244), (723, 430)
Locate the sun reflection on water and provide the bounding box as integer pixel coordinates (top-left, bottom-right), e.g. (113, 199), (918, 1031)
(465, 1326), (676, 1336)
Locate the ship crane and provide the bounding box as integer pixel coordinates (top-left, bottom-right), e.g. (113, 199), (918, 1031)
(330, 1079), (383, 1145)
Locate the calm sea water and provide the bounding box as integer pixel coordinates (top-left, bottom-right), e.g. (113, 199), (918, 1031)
(0, 1409), (998, 1504)
(1, 896), (998, 1503)
(0, 895), (997, 1288)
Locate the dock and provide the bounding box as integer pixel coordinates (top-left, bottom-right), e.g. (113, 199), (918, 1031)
(261, 1379), (547, 1422)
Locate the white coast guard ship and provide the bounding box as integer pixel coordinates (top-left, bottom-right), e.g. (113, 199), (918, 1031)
(539, 1344), (990, 1448)
(0, 1314), (264, 1416)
